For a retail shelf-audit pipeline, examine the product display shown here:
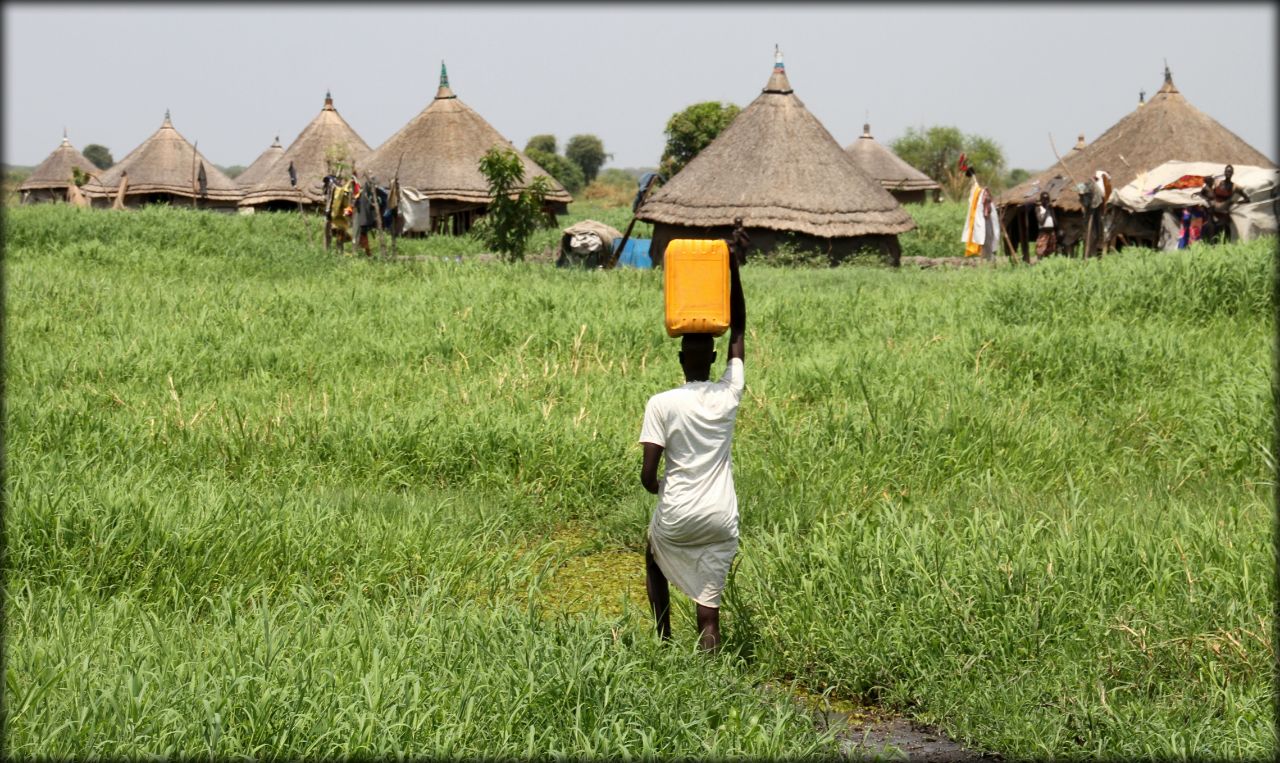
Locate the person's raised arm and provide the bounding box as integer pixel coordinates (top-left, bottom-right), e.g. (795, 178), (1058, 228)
(728, 224), (747, 362)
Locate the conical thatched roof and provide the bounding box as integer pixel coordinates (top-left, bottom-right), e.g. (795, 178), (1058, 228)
(19, 132), (97, 191)
(81, 112), (241, 201)
(844, 123), (941, 193)
(361, 63), (571, 204)
(239, 92), (373, 206)
(1000, 67), (1275, 211)
(638, 52), (914, 237)
(235, 135), (285, 189)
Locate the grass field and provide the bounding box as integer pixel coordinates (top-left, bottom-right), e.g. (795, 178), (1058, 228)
(4, 202), (1274, 759)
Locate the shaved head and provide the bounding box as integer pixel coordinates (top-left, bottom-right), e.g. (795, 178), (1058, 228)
(678, 333), (716, 382)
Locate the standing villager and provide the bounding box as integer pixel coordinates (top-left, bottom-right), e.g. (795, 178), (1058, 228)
(1035, 192), (1058, 258)
(639, 225), (748, 653)
(1179, 176), (1215, 248)
(1207, 164), (1251, 243)
(1085, 170), (1114, 255)
(325, 175), (354, 254)
(353, 177), (376, 257)
(960, 161), (999, 258)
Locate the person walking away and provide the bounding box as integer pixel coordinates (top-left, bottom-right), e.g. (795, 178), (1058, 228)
(1034, 191), (1057, 260)
(638, 230), (747, 653)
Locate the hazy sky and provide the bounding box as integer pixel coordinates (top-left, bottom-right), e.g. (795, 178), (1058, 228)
(5, 3), (1275, 173)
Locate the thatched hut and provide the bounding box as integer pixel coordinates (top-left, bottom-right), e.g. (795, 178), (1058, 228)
(361, 63), (572, 234)
(235, 136), (286, 190)
(844, 123), (941, 204)
(637, 51), (914, 266)
(81, 111), (241, 210)
(238, 92), (372, 211)
(19, 132), (97, 204)
(998, 66), (1276, 253)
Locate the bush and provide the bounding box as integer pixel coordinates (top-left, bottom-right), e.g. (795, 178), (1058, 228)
(476, 147), (553, 262)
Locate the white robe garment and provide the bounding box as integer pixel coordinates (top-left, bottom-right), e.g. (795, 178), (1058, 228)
(962, 180), (1000, 256)
(639, 358), (744, 608)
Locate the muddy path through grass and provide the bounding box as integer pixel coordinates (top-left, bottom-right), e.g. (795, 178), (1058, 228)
(532, 526), (997, 760)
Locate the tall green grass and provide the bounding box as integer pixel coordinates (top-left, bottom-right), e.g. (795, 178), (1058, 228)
(5, 203), (1273, 759)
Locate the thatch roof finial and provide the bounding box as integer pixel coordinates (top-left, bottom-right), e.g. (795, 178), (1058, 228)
(1159, 60), (1178, 93)
(1138, 89), (1145, 106)
(764, 45), (793, 94)
(1073, 133), (1086, 151)
(62, 127), (69, 144)
(435, 60), (456, 100)
(862, 123), (872, 138)
(324, 89), (333, 109)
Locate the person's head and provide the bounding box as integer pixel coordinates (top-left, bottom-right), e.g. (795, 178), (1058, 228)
(965, 167), (976, 178)
(678, 333), (716, 382)
(1224, 164), (1234, 181)
(1039, 191), (1051, 206)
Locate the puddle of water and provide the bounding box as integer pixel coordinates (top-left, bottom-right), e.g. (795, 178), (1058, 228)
(532, 527), (996, 761)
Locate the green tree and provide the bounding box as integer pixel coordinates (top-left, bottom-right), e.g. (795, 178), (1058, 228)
(220, 165), (247, 179)
(890, 126), (1006, 199)
(525, 134), (557, 155)
(658, 101), (741, 179)
(83, 144), (113, 170)
(596, 168), (636, 188)
(1004, 168), (1032, 188)
(526, 148), (585, 195)
(565, 134), (610, 184)
(477, 146), (552, 262)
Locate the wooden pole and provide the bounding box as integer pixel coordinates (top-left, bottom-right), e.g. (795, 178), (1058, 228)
(1000, 224), (1019, 266)
(607, 173), (660, 269)
(191, 140), (199, 210)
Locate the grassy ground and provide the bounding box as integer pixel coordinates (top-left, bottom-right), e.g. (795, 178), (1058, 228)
(4, 202), (1274, 759)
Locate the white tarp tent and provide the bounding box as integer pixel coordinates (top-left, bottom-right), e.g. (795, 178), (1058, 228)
(1113, 161), (1278, 249)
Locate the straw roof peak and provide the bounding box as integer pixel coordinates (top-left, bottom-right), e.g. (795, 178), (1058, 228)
(236, 135), (288, 189)
(844, 121), (941, 194)
(436, 60), (456, 100)
(1159, 62), (1178, 94)
(20, 132), (97, 192)
(80, 113), (240, 201)
(640, 52), (913, 238)
(361, 68), (570, 205)
(239, 92), (373, 205)
(999, 68), (1273, 211)
(1073, 133), (1086, 151)
(764, 45), (793, 94)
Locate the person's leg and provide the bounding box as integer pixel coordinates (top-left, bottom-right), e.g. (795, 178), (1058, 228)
(695, 604), (722, 653)
(645, 543), (671, 641)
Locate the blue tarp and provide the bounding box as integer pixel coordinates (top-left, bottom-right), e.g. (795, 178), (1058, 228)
(612, 238), (652, 269)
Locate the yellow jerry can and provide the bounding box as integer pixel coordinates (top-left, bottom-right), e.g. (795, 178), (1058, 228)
(664, 238), (730, 338)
